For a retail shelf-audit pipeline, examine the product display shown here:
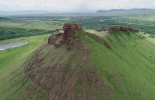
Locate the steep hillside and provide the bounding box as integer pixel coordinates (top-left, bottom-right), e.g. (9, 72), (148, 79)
(24, 23), (155, 100)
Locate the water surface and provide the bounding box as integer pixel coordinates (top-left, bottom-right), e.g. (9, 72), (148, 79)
(0, 42), (27, 51)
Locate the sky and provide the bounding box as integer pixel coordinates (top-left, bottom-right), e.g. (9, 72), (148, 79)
(0, 0), (155, 12)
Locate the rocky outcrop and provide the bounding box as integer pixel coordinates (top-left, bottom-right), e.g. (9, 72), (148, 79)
(108, 26), (139, 34)
(48, 23), (82, 50)
(48, 24), (139, 50)
(48, 32), (64, 46)
(63, 23), (82, 42)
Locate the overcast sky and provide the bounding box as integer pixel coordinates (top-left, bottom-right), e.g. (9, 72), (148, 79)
(0, 0), (155, 12)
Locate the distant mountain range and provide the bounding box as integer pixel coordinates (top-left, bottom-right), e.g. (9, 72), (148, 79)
(0, 8), (155, 16)
(0, 10), (55, 16)
(96, 8), (155, 13)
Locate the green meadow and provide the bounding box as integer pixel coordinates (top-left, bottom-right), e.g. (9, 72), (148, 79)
(0, 34), (50, 99)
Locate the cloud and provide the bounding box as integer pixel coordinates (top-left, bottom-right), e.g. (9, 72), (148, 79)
(0, 0), (155, 11)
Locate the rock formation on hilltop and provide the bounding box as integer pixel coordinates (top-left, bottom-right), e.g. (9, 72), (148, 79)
(97, 26), (139, 34)
(48, 23), (82, 50)
(63, 23), (82, 42)
(108, 26), (139, 34)
(48, 24), (139, 50)
(48, 23), (112, 49)
(63, 23), (82, 50)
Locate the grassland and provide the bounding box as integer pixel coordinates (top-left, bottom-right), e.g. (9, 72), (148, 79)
(81, 31), (155, 100)
(0, 34), (50, 99)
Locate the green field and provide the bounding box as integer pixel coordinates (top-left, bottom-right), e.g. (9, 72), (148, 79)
(0, 34), (50, 99)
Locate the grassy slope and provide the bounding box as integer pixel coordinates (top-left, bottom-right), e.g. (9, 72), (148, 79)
(80, 30), (155, 100)
(0, 34), (50, 99)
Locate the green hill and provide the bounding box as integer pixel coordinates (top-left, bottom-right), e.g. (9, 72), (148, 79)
(85, 31), (155, 99)
(0, 24), (155, 100)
